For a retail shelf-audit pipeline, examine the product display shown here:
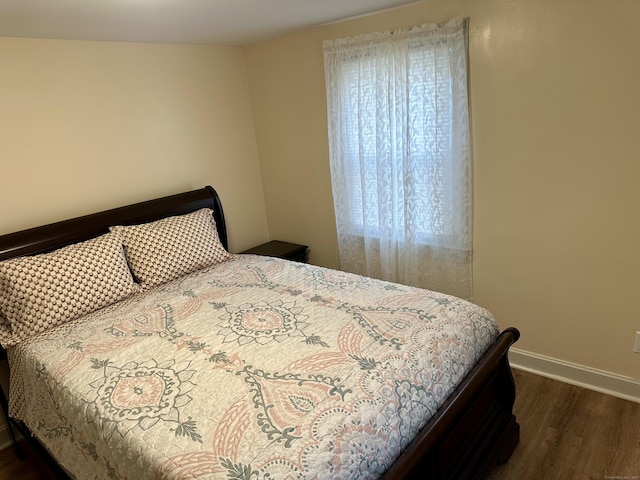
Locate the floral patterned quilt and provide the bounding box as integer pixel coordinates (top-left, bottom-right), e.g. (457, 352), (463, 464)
(8, 255), (499, 479)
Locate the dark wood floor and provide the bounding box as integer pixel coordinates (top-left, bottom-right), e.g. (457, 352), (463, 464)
(0, 439), (59, 479)
(1, 369), (639, 479)
(489, 369), (640, 480)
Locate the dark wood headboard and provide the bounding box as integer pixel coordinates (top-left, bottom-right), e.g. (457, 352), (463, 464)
(0, 186), (228, 262)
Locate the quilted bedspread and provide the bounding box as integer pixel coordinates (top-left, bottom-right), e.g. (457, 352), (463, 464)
(8, 255), (499, 479)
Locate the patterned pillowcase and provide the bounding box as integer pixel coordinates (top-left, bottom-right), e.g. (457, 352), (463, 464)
(110, 208), (230, 289)
(0, 311), (13, 347)
(0, 233), (140, 345)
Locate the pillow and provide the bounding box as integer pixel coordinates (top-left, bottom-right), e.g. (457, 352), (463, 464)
(110, 208), (229, 289)
(0, 310), (13, 347)
(0, 232), (139, 345)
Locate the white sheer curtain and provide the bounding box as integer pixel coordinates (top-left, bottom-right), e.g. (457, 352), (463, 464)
(323, 17), (473, 299)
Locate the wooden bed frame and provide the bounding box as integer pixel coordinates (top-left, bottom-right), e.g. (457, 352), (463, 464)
(0, 186), (520, 479)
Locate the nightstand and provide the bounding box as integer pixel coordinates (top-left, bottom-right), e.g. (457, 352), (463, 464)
(240, 240), (308, 263)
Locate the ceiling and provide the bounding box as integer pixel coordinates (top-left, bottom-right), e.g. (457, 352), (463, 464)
(0, 0), (422, 46)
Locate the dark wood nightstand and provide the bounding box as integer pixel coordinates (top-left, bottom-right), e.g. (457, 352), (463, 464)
(240, 240), (308, 263)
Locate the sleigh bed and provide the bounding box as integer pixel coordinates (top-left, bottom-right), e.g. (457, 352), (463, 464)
(0, 186), (520, 479)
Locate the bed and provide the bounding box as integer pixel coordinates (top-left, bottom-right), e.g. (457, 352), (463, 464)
(0, 186), (520, 479)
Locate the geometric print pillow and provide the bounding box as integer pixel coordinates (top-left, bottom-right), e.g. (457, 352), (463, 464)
(110, 208), (230, 289)
(0, 310), (13, 347)
(0, 232), (139, 346)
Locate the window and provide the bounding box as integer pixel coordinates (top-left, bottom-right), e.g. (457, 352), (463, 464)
(323, 18), (472, 298)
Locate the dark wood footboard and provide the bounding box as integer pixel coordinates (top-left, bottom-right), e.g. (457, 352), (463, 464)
(383, 327), (521, 480)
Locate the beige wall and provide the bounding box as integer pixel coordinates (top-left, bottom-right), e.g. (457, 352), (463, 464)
(0, 37), (269, 252)
(245, 0), (640, 380)
(0, 0), (638, 401)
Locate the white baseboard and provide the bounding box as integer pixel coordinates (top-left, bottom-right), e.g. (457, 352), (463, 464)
(509, 348), (640, 404)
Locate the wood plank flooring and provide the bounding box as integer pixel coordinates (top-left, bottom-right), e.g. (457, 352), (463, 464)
(1, 369), (639, 479)
(0, 439), (59, 479)
(488, 369), (640, 480)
